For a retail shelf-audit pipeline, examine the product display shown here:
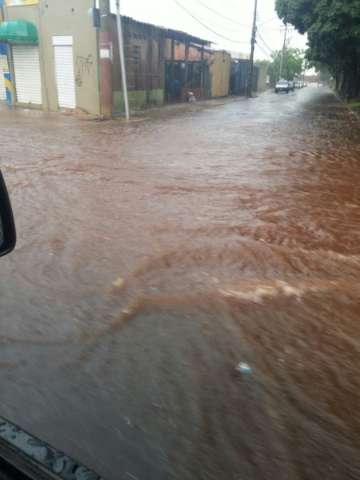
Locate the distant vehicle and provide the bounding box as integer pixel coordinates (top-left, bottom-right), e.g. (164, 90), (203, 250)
(288, 80), (295, 91)
(294, 80), (302, 89)
(275, 79), (290, 94)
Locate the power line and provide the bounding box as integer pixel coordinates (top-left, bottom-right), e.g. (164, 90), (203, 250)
(257, 30), (274, 55)
(262, 25), (295, 32)
(257, 38), (273, 56)
(256, 42), (272, 58)
(172, 0), (249, 44)
(258, 16), (279, 26)
(214, 23), (250, 34)
(257, 32), (272, 51)
(194, 0), (250, 27)
(254, 26), (274, 58)
(189, 11), (251, 34)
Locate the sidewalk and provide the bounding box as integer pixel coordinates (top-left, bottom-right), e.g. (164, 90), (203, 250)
(0, 90), (270, 124)
(125, 95), (248, 120)
(118, 90), (272, 122)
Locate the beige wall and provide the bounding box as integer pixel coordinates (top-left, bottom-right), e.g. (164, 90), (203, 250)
(257, 64), (268, 92)
(5, 0), (100, 115)
(210, 51), (231, 98)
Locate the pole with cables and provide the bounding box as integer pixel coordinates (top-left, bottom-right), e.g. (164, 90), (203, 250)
(115, 0), (130, 120)
(246, 0), (258, 98)
(279, 23), (288, 80)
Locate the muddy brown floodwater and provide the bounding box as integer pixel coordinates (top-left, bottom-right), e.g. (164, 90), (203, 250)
(0, 87), (360, 480)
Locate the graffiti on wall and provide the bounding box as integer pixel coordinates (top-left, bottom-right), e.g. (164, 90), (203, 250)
(6, 0), (39, 5)
(75, 54), (93, 87)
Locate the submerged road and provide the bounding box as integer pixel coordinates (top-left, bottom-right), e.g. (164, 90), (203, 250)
(1, 87), (360, 479)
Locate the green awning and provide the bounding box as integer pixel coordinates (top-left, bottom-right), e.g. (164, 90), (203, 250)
(0, 20), (38, 45)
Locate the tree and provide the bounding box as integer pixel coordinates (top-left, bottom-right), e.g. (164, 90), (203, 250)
(267, 48), (304, 85)
(275, 0), (360, 98)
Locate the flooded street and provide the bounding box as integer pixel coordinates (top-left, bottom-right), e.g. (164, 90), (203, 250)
(1, 87), (360, 479)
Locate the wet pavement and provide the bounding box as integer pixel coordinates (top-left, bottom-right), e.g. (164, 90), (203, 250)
(1, 87), (360, 479)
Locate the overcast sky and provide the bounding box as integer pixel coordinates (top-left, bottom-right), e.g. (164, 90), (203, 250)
(110, 0), (307, 59)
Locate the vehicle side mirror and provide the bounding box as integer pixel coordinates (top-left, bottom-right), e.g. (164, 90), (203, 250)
(0, 171), (16, 257)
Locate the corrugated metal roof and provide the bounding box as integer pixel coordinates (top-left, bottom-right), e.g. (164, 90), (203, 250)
(117, 15), (212, 46)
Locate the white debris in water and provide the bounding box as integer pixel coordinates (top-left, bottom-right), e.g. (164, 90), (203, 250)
(219, 286), (277, 303)
(235, 362), (252, 374)
(112, 277), (125, 289)
(124, 416), (132, 427)
(276, 281), (304, 298)
(219, 279), (345, 304)
(125, 472), (139, 480)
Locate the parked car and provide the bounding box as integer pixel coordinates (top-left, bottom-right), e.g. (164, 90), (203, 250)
(275, 79), (290, 93)
(288, 80), (295, 91)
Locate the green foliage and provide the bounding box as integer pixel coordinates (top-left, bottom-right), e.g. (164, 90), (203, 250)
(275, 0), (360, 97)
(267, 48), (304, 84)
(276, 0), (316, 34)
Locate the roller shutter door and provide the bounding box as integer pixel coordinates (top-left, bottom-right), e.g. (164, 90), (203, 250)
(13, 46), (42, 105)
(53, 36), (76, 109)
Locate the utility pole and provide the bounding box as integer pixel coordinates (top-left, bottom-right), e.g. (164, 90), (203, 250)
(246, 0), (258, 98)
(115, 0), (130, 120)
(279, 23), (288, 80)
(99, 0), (113, 118)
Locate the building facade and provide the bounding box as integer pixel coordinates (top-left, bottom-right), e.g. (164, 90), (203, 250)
(0, 0), (265, 117)
(108, 15), (167, 113)
(0, 0), (101, 115)
(107, 15), (212, 114)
